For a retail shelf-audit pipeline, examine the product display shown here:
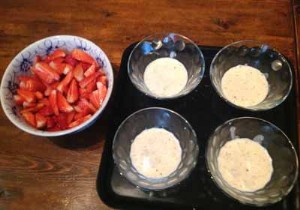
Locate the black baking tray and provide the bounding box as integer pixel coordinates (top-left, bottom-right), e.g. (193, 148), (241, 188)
(97, 44), (299, 210)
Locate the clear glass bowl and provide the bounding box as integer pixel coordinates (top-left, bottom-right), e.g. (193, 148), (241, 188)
(206, 117), (299, 206)
(113, 107), (199, 190)
(128, 33), (205, 99)
(210, 40), (293, 111)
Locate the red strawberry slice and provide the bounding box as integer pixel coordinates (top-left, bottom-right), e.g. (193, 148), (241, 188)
(97, 82), (107, 104)
(74, 98), (96, 113)
(14, 95), (25, 105)
(39, 98), (50, 106)
(35, 91), (44, 100)
(84, 64), (96, 77)
(68, 114), (91, 128)
(86, 78), (96, 93)
(21, 112), (36, 127)
(49, 60), (66, 75)
(17, 89), (36, 103)
(38, 105), (54, 116)
(79, 71), (101, 88)
(63, 64), (73, 75)
(32, 62), (60, 84)
(57, 92), (74, 113)
(66, 111), (75, 124)
(35, 113), (47, 129)
(67, 79), (79, 104)
(78, 88), (89, 99)
(89, 90), (101, 109)
(47, 117), (55, 129)
(73, 63), (84, 82)
(20, 103), (45, 114)
(65, 54), (78, 67)
(49, 90), (59, 116)
(97, 75), (107, 87)
(71, 49), (97, 66)
(57, 71), (73, 92)
(23, 101), (36, 108)
(48, 49), (66, 60)
(18, 76), (46, 92)
(53, 114), (68, 130)
(82, 63), (91, 71)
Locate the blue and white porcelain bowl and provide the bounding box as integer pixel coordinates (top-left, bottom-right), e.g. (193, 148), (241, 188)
(0, 35), (114, 137)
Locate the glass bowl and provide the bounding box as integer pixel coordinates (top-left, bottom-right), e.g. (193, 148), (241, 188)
(210, 40), (293, 111)
(112, 107), (199, 190)
(206, 117), (299, 206)
(127, 33), (205, 99)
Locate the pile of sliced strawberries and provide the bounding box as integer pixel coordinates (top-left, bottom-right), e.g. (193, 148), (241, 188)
(14, 48), (108, 131)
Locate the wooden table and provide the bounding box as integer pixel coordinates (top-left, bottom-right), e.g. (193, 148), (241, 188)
(0, 1), (299, 209)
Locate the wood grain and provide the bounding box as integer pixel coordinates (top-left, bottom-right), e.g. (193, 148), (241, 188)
(0, 0), (298, 209)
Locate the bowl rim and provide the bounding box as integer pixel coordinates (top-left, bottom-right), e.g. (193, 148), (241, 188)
(209, 40), (293, 112)
(205, 116), (299, 206)
(112, 106), (199, 190)
(0, 35), (114, 137)
(127, 32), (205, 100)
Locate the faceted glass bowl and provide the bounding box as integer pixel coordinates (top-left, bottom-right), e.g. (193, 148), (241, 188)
(128, 33), (205, 99)
(206, 117), (299, 206)
(210, 40), (293, 111)
(113, 107), (199, 190)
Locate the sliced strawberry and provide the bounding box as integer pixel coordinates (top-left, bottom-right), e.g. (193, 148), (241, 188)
(66, 111), (75, 124)
(89, 90), (101, 109)
(38, 105), (54, 116)
(82, 63), (91, 71)
(20, 103), (45, 114)
(97, 75), (107, 87)
(35, 91), (44, 100)
(47, 117), (55, 128)
(21, 112), (36, 127)
(68, 114), (91, 128)
(71, 49), (97, 66)
(14, 95), (25, 105)
(17, 89), (36, 103)
(79, 71), (101, 88)
(39, 98), (50, 106)
(35, 113), (47, 129)
(73, 63), (84, 82)
(57, 71), (73, 92)
(57, 92), (74, 113)
(75, 98), (96, 113)
(49, 60), (66, 75)
(44, 86), (52, 96)
(63, 64), (73, 75)
(53, 114), (68, 130)
(65, 54), (78, 67)
(23, 101), (36, 108)
(18, 76), (46, 92)
(48, 49), (66, 60)
(49, 90), (59, 116)
(32, 62), (60, 84)
(79, 88), (90, 99)
(84, 64), (96, 77)
(97, 82), (107, 104)
(67, 79), (79, 104)
(86, 78), (96, 93)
